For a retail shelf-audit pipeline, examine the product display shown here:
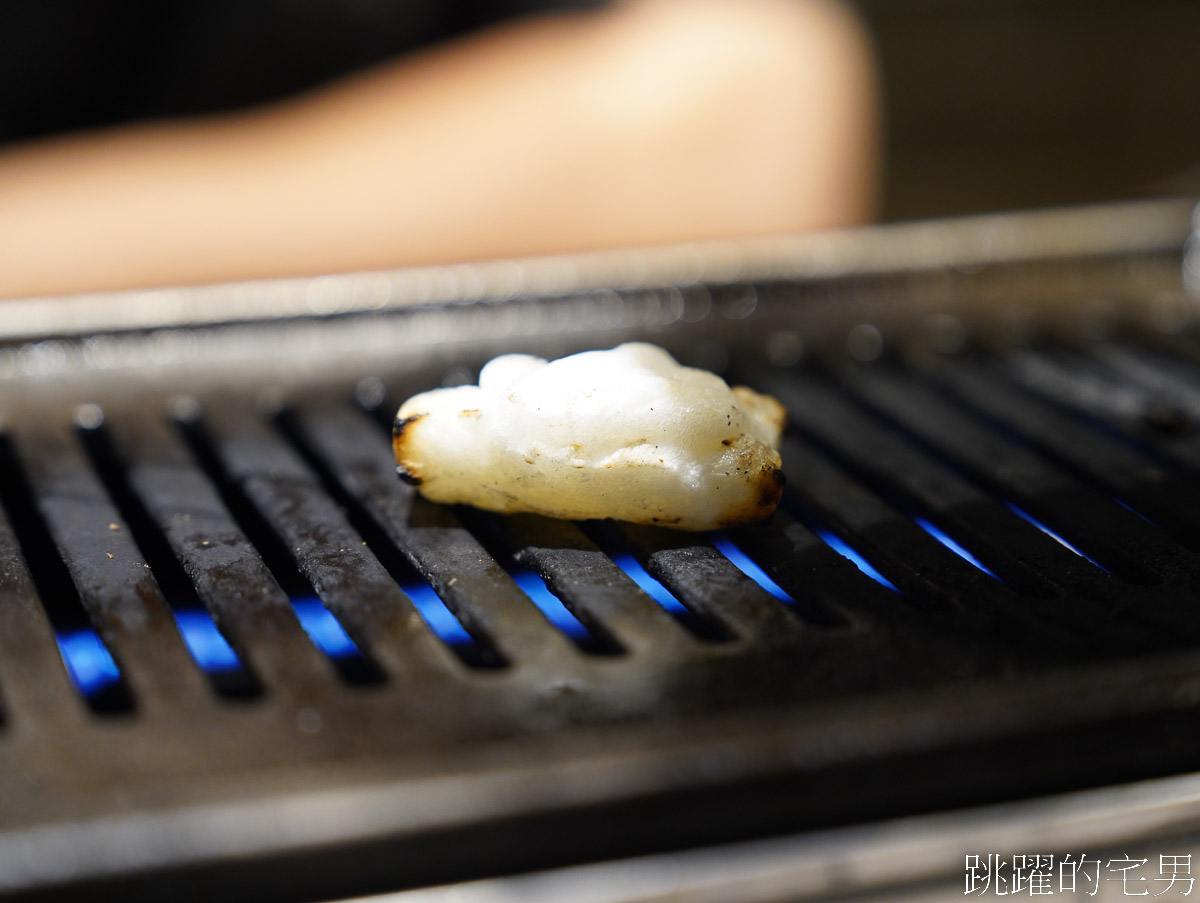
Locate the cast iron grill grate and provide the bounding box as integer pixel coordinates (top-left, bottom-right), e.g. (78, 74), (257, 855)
(5, 336), (1200, 899)
(2, 200), (1200, 901)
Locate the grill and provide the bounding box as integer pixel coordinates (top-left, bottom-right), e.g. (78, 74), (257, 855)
(2, 198), (1200, 902)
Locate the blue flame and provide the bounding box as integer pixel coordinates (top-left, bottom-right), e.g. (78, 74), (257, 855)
(510, 568), (592, 642)
(57, 608), (246, 699)
(60, 600), (377, 699)
(399, 581), (475, 647)
(1004, 503), (1109, 572)
(290, 597), (364, 659)
(610, 552), (688, 614)
(815, 530), (899, 593)
(710, 535), (795, 603)
(172, 609), (242, 672)
(913, 517), (1000, 580)
(1112, 496), (1156, 527)
(56, 630), (122, 697)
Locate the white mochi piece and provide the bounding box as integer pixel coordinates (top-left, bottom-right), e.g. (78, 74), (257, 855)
(393, 343), (785, 530)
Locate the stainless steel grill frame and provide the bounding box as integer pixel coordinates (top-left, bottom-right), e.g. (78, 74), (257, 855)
(1, 198), (1199, 902)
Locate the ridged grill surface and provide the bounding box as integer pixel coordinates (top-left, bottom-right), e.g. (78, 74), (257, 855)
(5, 330), (1200, 900)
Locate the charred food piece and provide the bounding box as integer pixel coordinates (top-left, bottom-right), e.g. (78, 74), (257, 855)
(394, 343), (785, 530)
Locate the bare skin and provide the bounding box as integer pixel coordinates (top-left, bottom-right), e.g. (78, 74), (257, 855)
(0, 0), (879, 299)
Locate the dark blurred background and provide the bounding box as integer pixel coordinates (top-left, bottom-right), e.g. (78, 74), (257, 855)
(861, 0), (1200, 219)
(0, 0), (604, 143)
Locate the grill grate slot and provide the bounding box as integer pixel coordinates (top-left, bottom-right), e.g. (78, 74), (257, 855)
(278, 402), (578, 671)
(396, 580), (492, 659)
(1003, 348), (1200, 471)
(0, 463), (82, 725)
(457, 509), (625, 656)
(503, 514), (696, 657)
(707, 534), (796, 604)
(755, 366), (1094, 598)
(910, 517), (1000, 580)
(760, 448), (1125, 670)
(274, 407), (501, 669)
(1003, 502), (1109, 570)
(188, 404), (472, 685)
(844, 364), (1195, 585)
(77, 416), (261, 700)
(785, 503), (901, 595)
(783, 442), (1026, 614)
(608, 523), (802, 649)
(7, 421), (216, 714)
(596, 537), (733, 643)
(778, 433), (1011, 606)
(175, 409), (381, 686)
(756, 365), (1200, 656)
(932, 359), (1200, 551)
(100, 407), (342, 696)
(723, 514), (890, 630)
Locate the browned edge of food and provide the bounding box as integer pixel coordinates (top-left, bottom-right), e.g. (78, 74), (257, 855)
(393, 412), (425, 486)
(713, 465), (786, 529)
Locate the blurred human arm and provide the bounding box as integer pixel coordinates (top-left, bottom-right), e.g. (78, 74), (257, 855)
(0, 0), (878, 299)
